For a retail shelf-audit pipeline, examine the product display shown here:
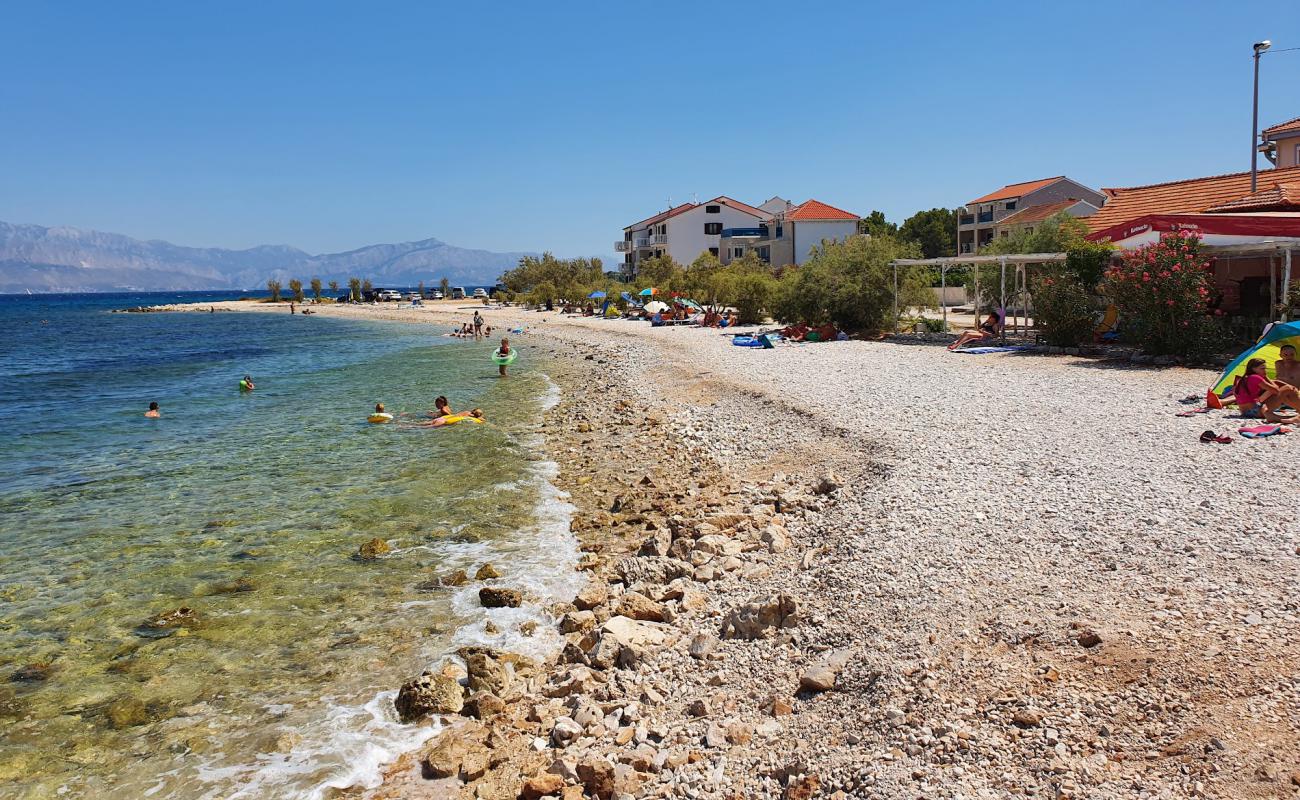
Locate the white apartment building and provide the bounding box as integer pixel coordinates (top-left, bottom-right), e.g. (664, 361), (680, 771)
(718, 197), (860, 267)
(616, 196), (768, 279)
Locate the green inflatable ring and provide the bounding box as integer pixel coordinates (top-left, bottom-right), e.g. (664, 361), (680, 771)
(492, 349), (518, 366)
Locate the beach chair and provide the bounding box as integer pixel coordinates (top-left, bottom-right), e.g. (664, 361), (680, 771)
(1093, 304), (1119, 342)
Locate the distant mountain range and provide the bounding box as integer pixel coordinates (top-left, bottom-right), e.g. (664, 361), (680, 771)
(0, 221), (536, 293)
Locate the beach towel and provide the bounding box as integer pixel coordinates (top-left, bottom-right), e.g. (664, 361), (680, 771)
(1238, 424), (1291, 439)
(952, 345), (1032, 355)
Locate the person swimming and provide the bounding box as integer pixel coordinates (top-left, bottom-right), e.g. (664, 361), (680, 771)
(144, 401), (161, 418)
(368, 402), (394, 423)
(430, 395), (453, 418)
(428, 408), (484, 427)
(239, 375), (255, 392)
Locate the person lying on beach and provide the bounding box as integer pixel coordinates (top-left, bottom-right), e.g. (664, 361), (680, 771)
(780, 323), (809, 341)
(1234, 358), (1300, 422)
(144, 401), (161, 418)
(948, 312), (1002, 351)
(1275, 344), (1300, 389)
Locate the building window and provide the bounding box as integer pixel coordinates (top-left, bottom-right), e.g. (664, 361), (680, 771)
(1000, 230), (1009, 238)
(705, 205), (720, 213)
(732, 247), (744, 258)
(758, 246), (770, 262)
(709, 247), (719, 257)
(704, 223), (722, 235)
(775, 225), (783, 239)
(1005, 200), (1017, 210)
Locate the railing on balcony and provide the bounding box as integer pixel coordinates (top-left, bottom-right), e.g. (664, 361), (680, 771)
(720, 227), (766, 238)
(614, 241), (631, 252)
(977, 211), (994, 224)
(959, 215), (975, 226)
(633, 238), (651, 248)
(651, 234), (668, 245)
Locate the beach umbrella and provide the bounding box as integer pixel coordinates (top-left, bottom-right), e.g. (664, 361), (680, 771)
(1210, 320), (1300, 400)
(644, 300), (669, 313)
(588, 290), (607, 299)
(677, 298), (703, 311)
(638, 287), (658, 296)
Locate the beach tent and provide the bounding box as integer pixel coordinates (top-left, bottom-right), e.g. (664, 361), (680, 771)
(644, 300), (669, 313)
(1210, 321), (1300, 399)
(639, 287), (659, 296)
(588, 290), (607, 299)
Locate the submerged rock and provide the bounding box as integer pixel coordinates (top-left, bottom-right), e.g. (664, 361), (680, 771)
(474, 563), (501, 580)
(138, 607), (199, 638)
(394, 671), (464, 721)
(209, 577), (255, 594)
(10, 662), (55, 683)
(440, 569), (469, 587)
(355, 537), (391, 560)
(105, 696), (150, 729)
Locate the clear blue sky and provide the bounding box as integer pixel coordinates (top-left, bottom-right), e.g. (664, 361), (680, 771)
(2, 1), (1297, 259)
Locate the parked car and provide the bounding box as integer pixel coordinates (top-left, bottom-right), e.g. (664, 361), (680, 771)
(451, 287), (466, 300)
(431, 291), (444, 300)
(472, 288), (488, 299)
(376, 289), (403, 302)
(404, 292), (421, 302)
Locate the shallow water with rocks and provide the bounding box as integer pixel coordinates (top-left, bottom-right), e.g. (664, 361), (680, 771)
(0, 294), (580, 798)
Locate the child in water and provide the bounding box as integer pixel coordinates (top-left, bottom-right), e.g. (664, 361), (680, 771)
(496, 338), (511, 377)
(144, 402), (161, 418)
(240, 375), (255, 392)
(429, 408), (484, 427)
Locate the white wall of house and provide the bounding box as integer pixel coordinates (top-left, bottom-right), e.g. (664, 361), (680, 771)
(790, 220), (858, 264)
(666, 204), (765, 265)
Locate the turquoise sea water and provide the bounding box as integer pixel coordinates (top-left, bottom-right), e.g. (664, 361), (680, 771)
(0, 294), (579, 799)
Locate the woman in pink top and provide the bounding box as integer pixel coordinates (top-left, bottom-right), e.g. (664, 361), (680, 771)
(1233, 358), (1300, 422)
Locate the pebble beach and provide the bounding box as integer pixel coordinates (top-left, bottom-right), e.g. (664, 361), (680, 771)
(168, 300), (1300, 799)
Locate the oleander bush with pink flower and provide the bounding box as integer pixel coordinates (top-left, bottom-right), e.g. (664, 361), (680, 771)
(1103, 230), (1224, 358)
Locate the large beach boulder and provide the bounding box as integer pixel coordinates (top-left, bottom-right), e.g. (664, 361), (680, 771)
(394, 671), (464, 721)
(719, 593), (800, 640)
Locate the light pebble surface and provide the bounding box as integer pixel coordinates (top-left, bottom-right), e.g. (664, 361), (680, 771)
(173, 301), (1300, 798)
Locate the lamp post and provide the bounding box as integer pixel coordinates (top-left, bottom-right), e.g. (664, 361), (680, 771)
(1252, 40), (1271, 192)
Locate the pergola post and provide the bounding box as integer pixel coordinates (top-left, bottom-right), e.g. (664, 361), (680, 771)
(892, 263), (899, 333)
(999, 255), (1007, 343)
(1283, 249), (1294, 322)
(940, 264), (948, 332)
(1270, 257), (1277, 321)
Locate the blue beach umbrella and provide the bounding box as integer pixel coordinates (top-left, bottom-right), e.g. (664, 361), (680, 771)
(588, 290), (607, 299)
(639, 287), (658, 297)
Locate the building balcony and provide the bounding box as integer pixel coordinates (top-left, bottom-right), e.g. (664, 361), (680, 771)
(959, 215), (975, 226)
(651, 234), (668, 245)
(614, 241), (631, 252)
(633, 237), (651, 248)
(720, 227), (767, 239)
(977, 211), (994, 223)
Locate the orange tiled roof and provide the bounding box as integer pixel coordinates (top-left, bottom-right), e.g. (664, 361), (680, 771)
(1084, 164), (1300, 233)
(996, 199), (1091, 227)
(967, 176), (1065, 204)
(786, 199), (858, 221)
(1263, 115), (1300, 137)
(1204, 181), (1300, 212)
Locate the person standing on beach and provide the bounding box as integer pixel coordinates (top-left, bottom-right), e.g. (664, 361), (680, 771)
(473, 310), (484, 338)
(144, 402), (161, 418)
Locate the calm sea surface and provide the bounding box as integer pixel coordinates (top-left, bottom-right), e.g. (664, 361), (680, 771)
(0, 293), (578, 799)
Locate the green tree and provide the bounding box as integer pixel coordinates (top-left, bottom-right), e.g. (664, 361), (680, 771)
(980, 212), (1090, 257)
(773, 235), (926, 333)
(439, 277), (450, 298)
(328, 279), (339, 295)
(858, 210), (897, 239)
(500, 253), (606, 305)
(266, 279), (282, 302)
(288, 278), (304, 302)
(899, 208), (958, 259)
(348, 277), (361, 302)
(362, 279), (373, 298)
(309, 277), (322, 301)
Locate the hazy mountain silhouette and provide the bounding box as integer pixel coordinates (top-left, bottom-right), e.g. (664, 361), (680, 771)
(0, 221), (534, 292)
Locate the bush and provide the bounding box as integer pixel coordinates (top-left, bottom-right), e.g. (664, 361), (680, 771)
(1034, 275), (1096, 346)
(773, 235), (925, 333)
(1103, 230), (1224, 358)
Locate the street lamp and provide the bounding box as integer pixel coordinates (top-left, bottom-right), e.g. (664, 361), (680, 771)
(1252, 40), (1271, 192)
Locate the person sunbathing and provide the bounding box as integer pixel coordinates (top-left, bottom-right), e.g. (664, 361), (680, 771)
(1234, 358), (1300, 422)
(428, 408), (484, 427)
(1275, 344), (1300, 389)
(948, 312), (1002, 351)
